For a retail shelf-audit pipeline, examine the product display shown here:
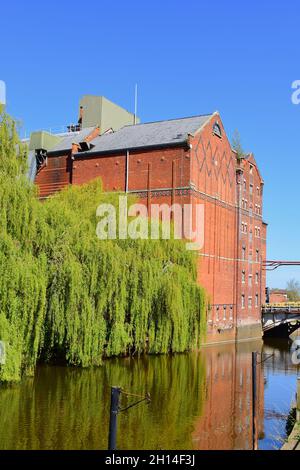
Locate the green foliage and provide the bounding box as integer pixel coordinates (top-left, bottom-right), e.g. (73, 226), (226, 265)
(232, 129), (245, 161)
(286, 279), (300, 302)
(0, 109), (207, 383)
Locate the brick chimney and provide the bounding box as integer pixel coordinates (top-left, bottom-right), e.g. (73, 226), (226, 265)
(78, 106), (84, 129)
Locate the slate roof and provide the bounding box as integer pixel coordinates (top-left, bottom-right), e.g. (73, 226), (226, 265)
(76, 114), (213, 156)
(49, 127), (98, 153)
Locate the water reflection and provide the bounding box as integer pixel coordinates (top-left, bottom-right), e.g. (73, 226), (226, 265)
(193, 341), (264, 450)
(0, 354), (206, 450)
(0, 339), (298, 450)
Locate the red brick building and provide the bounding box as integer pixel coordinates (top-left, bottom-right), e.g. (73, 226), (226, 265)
(34, 97), (267, 344)
(269, 290), (288, 304)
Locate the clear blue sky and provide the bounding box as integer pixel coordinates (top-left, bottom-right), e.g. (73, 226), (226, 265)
(1, 0), (299, 288)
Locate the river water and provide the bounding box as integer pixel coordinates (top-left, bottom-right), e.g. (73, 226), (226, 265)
(0, 338), (298, 450)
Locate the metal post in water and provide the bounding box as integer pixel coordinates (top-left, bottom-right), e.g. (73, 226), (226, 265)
(108, 386), (121, 450)
(252, 351), (257, 450)
(297, 377), (300, 423)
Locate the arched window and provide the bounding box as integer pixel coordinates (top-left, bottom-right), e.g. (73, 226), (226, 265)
(213, 121), (222, 138)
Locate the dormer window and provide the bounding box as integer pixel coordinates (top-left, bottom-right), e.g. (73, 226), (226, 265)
(78, 141), (95, 152)
(213, 121), (222, 138)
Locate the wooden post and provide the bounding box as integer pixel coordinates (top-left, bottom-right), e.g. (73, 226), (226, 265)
(108, 387), (121, 450)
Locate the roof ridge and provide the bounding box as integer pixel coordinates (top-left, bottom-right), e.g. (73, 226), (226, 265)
(123, 113), (214, 128)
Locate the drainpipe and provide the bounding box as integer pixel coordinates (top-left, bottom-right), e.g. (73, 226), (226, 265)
(235, 161), (244, 340)
(71, 143), (80, 185)
(147, 162), (152, 213)
(125, 150), (129, 193)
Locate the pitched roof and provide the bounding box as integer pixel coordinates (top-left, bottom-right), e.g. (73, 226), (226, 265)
(76, 114), (213, 156)
(49, 127), (98, 152)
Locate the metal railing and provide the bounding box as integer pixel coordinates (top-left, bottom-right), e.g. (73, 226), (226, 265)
(262, 302), (300, 313)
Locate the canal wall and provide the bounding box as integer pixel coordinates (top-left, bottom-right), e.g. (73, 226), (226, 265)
(203, 322), (263, 346)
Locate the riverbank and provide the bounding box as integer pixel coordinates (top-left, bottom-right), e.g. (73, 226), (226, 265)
(281, 378), (300, 450)
(281, 422), (300, 450)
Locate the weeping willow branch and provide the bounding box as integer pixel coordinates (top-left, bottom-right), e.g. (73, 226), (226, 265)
(0, 109), (207, 383)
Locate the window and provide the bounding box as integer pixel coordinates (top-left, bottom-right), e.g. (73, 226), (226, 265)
(244, 179), (247, 191)
(223, 306), (227, 320)
(255, 226), (261, 238)
(249, 275), (253, 287)
(248, 296), (252, 308)
(213, 122), (222, 138)
(249, 164), (253, 175)
(230, 306), (233, 320)
(256, 187), (260, 197)
(240, 369), (243, 387)
(250, 183), (253, 195)
(242, 270), (246, 283)
(216, 306), (219, 322)
(249, 230), (253, 242)
(242, 198), (248, 210)
(241, 295), (245, 309)
(255, 294), (259, 308)
(242, 246), (246, 260)
(256, 249), (259, 262)
(255, 272), (259, 284)
(241, 222), (248, 234)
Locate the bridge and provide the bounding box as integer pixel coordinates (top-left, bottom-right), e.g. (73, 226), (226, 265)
(261, 260), (300, 335)
(262, 303), (300, 335)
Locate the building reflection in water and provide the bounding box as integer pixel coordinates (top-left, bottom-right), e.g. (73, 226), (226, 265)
(193, 340), (264, 450)
(0, 340), (270, 450)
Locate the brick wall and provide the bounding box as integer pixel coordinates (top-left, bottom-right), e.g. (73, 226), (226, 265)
(189, 115), (238, 342)
(269, 292), (288, 303)
(35, 153), (72, 198)
(35, 114), (266, 344)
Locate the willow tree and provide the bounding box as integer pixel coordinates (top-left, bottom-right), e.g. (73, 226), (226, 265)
(0, 107), (47, 382)
(0, 108), (207, 383)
